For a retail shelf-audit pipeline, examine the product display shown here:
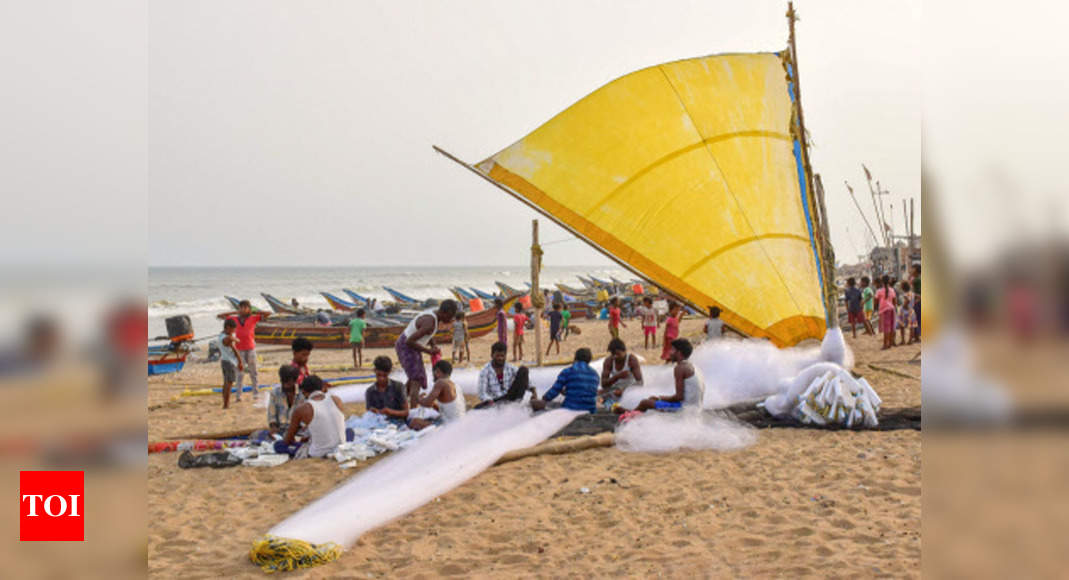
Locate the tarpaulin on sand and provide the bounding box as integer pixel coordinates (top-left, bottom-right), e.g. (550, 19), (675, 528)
(468, 52), (827, 346)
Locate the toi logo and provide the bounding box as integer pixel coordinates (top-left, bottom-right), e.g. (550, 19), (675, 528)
(19, 471), (84, 541)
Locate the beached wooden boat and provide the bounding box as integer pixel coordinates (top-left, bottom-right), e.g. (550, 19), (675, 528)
(254, 298), (508, 349)
(148, 345), (189, 375)
(261, 293), (307, 315)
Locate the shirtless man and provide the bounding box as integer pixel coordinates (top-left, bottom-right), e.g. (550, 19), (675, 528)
(409, 360), (466, 430)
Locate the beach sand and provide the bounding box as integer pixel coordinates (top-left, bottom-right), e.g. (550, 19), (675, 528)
(148, 315), (920, 578)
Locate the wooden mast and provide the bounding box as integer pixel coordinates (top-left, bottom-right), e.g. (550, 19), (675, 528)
(787, 1), (837, 329)
(531, 219), (544, 367)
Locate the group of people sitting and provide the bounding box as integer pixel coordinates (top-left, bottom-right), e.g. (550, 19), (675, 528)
(252, 298), (707, 460)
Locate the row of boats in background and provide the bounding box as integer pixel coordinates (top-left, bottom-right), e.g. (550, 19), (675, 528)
(246, 277), (661, 350)
(150, 277), (663, 374)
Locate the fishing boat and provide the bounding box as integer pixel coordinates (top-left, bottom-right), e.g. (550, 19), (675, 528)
(433, 5), (837, 347)
(261, 293), (306, 315)
(321, 291), (358, 312)
(342, 289), (371, 306)
(469, 287), (498, 301)
(254, 297), (513, 349)
(382, 286), (420, 305)
(148, 344), (189, 375)
(555, 282), (595, 299)
(224, 295), (243, 310)
(148, 315), (195, 375)
(494, 281), (525, 298)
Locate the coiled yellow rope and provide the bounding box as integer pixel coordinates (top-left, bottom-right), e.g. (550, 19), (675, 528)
(249, 535), (342, 573)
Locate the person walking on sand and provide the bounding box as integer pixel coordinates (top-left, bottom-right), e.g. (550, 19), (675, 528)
(661, 302), (681, 361)
(545, 302), (563, 357)
(217, 318), (244, 409)
(860, 276), (876, 335)
(218, 299), (269, 401)
(560, 303), (572, 340)
(395, 300), (458, 400)
(607, 296), (626, 340)
(494, 298), (508, 350)
(348, 308), (367, 369)
(875, 275), (897, 350)
(512, 302), (528, 362)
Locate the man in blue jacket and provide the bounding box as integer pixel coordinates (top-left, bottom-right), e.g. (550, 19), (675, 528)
(531, 348), (600, 414)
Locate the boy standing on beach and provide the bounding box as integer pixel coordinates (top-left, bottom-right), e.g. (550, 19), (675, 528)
(349, 308), (367, 369)
(218, 319), (244, 409)
(608, 297), (626, 340)
(844, 278), (864, 338)
(223, 299), (269, 398)
(545, 302), (563, 357)
(704, 306), (724, 342)
(512, 302), (528, 362)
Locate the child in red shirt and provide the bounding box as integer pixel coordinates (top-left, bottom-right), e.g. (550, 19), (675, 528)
(608, 296), (626, 340)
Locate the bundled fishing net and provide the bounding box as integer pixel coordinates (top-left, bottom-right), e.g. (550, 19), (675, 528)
(761, 362), (881, 428)
(248, 535), (342, 573)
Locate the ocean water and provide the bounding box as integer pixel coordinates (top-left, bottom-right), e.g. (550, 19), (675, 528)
(148, 265), (630, 339)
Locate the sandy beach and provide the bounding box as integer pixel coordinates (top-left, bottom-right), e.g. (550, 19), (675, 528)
(147, 315), (920, 578)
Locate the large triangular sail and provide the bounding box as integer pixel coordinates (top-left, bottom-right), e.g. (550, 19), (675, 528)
(437, 49), (831, 347)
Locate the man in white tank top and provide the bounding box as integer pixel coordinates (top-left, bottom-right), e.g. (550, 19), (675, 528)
(395, 300), (459, 403)
(599, 338), (644, 412)
(635, 338), (704, 412)
(409, 360), (466, 431)
(278, 375), (350, 458)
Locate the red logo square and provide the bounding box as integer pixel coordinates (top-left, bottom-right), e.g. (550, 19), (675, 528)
(19, 471), (84, 541)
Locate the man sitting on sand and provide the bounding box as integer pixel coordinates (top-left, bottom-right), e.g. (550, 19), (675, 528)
(600, 338), (643, 412)
(408, 360), (466, 430)
(531, 348), (600, 414)
(395, 300), (459, 401)
(248, 365), (306, 443)
(275, 375), (352, 458)
(635, 339), (704, 412)
(473, 342), (533, 409)
(365, 356), (409, 426)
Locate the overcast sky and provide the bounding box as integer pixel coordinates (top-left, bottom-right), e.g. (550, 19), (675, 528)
(147, 0), (921, 268)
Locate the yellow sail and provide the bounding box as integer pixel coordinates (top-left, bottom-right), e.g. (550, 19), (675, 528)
(466, 52), (828, 346)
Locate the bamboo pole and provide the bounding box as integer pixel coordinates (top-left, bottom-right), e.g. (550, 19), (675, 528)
(845, 181), (880, 248)
(532, 219), (544, 367)
(494, 432), (615, 466)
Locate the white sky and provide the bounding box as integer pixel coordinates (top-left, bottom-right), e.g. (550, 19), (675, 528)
(147, 0), (920, 267)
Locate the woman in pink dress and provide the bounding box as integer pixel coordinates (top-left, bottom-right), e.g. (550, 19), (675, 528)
(875, 275), (897, 350)
(661, 303), (681, 360)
